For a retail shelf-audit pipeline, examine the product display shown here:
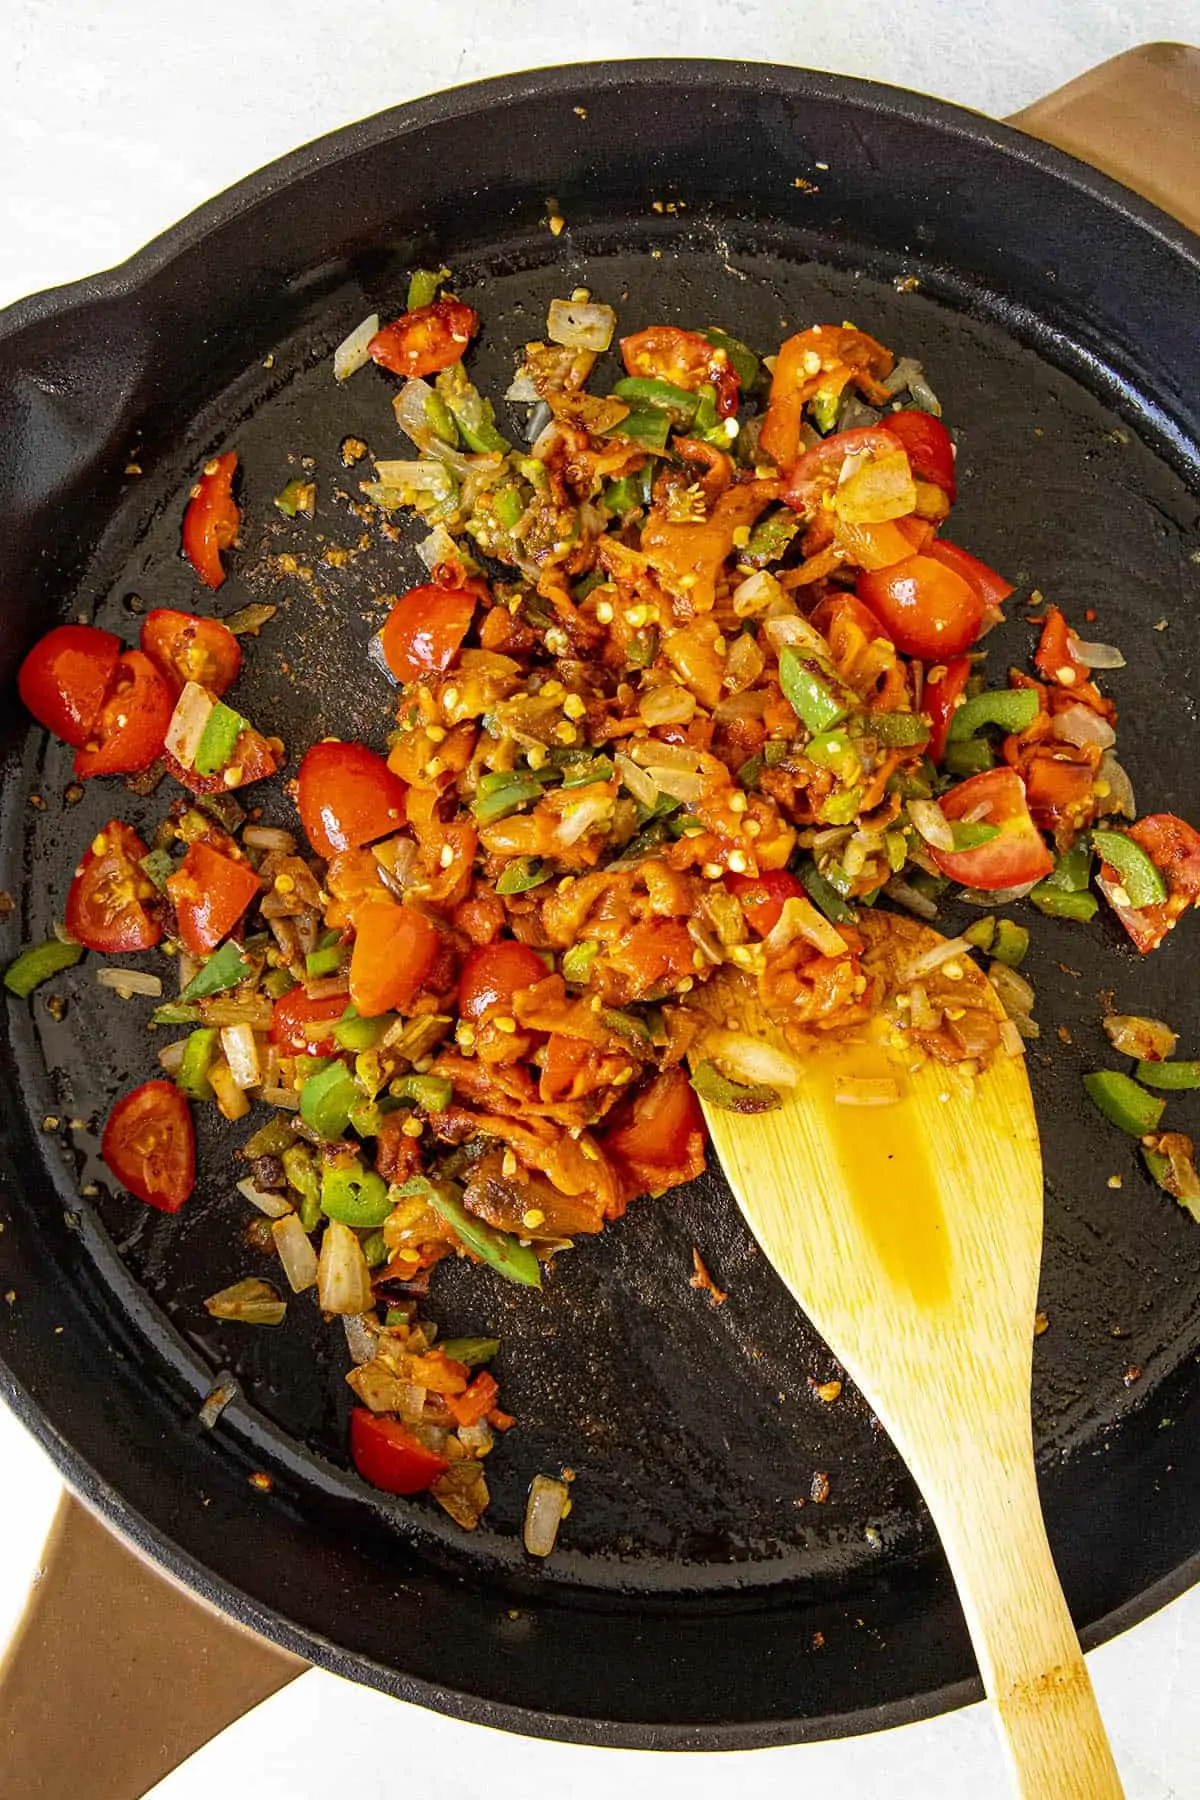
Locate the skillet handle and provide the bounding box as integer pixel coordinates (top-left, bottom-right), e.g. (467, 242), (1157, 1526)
(0, 1493), (304, 1800)
(1008, 41), (1200, 235)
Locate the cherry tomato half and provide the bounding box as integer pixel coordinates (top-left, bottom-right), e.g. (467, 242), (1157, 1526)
(166, 841), (262, 956)
(101, 1080), (195, 1213)
(349, 1408), (448, 1495)
(856, 553), (984, 659)
(926, 540), (1014, 611)
(599, 1066), (707, 1202)
(66, 819), (161, 953)
(18, 623), (122, 749)
(349, 899), (441, 1017)
(924, 655), (972, 763)
(457, 938), (548, 1024)
(620, 326), (740, 416)
(929, 768), (1053, 890)
(380, 584), (477, 685)
(296, 741), (408, 860)
(780, 426), (901, 518)
(73, 650), (174, 779)
(141, 609), (241, 698)
(726, 870), (805, 937)
(1098, 813), (1200, 954)
(182, 452), (240, 590)
(271, 987), (349, 1056)
(882, 410), (957, 500)
(367, 298), (479, 380)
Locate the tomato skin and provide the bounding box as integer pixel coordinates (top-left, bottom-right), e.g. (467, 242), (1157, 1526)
(926, 540), (1013, 610)
(349, 900), (441, 1017)
(379, 584), (476, 685)
(457, 939), (548, 1023)
(166, 841), (261, 956)
(1020, 749), (1096, 837)
(141, 610), (241, 698)
(856, 554), (984, 659)
(620, 326), (740, 416)
(368, 298), (478, 379)
(761, 327), (893, 468)
(349, 1409), (448, 1495)
(1033, 605), (1089, 687)
(780, 426), (901, 517)
(73, 651), (173, 778)
(182, 452), (240, 590)
(1100, 813), (1200, 954)
(66, 819), (161, 953)
(297, 742), (408, 861)
(924, 656), (972, 763)
(271, 988), (348, 1056)
(599, 1067), (707, 1200)
(101, 1081), (195, 1213)
(929, 768), (1054, 889)
(882, 410), (957, 500)
(18, 624), (122, 749)
(726, 870), (805, 937)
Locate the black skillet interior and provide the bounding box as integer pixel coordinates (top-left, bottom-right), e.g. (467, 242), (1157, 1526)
(1, 62), (1199, 1750)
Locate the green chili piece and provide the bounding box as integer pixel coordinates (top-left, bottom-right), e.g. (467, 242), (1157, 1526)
(1030, 884), (1098, 922)
(991, 919), (1030, 968)
(274, 478), (315, 518)
(611, 375), (699, 421)
(299, 1060), (361, 1140)
(1091, 830), (1168, 908)
(1083, 1070), (1165, 1137)
(692, 384), (719, 435)
(397, 1176), (542, 1288)
(804, 729), (857, 775)
(809, 388), (841, 434)
(494, 487), (525, 530)
(471, 776), (545, 823)
(496, 858), (552, 895)
(282, 1145), (322, 1231)
(263, 967), (296, 999)
(321, 1158), (392, 1228)
(599, 1006), (653, 1046)
(457, 408), (510, 455)
(963, 916), (997, 952)
(1133, 1060), (1200, 1091)
(743, 509), (800, 566)
(305, 945), (346, 979)
(572, 570), (607, 601)
(151, 1001), (203, 1026)
(626, 627), (658, 668)
(561, 755), (614, 788)
(690, 1059), (781, 1114)
(818, 788), (862, 827)
(423, 390), (459, 445)
(360, 1229), (390, 1269)
(3, 937), (84, 998)
(180, 940), (253, 1002)
(244, 1116), (296, 1159)
(1142, 1146), (1173, 1194)
(941, 738), (995, 777)
(1040, 839), (1093, 892)
(863, 710), (931, 748)
(947, 687), (1040, 742)
(778, 647), (853, 734)
(176, 1027), (219, 1101)
(607, 408), (671, 451)
(800, 863), (858, 925)
(701, 327), (760, 390)
(437, 1336), (500, 1367)
(333, 1007), (392, 1053)
(391, 1073), (453, 1112)
(562, 940), (600, 983)
(384, 1301), (418, 1327)
(737, 751), (764, 789)
(139, 848), (176, 892)
(406, 266), (451, 310)
(950, 821), (1000, 851)
(193, 702), (247, 776)
(347, 1097), (398, 1138)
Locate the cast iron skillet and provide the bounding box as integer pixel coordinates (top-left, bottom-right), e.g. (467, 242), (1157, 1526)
(0, 60), (1199, 1751)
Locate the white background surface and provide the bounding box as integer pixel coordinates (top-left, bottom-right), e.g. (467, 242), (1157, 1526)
(4, 3), (1200, 1796)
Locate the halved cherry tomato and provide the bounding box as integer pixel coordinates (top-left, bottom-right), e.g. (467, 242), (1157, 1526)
(18, 624), (121, 749)
(73, 651), (173, 778)
(761, 328), (893, 468)
(367, 298), (479, 380)
(1033, 604), (1089, 687)
(882, 410), (957, 500)
(726, 869), (805, 937)
(182, 452), (240, 590)
(929, 768), (1053, 889)
(599, 1066), (707, 1200)
(164, 726), (281, 796)
(856, 554), (983, 659)
(296, 742), (408, 860)
(924, 656), (972, 762)
(141, 610), (241, 698)
(166, 841), (261, 956)
(271, 987), (348, 1056)
(780, 426), (901, 518)
(349, 1408), (448, 1495)
(620, 326), (740, 416)
(101, 1081), (195, 1213)
(926, 540), (1013, 611)
(1098, 813), (1200, 954)
(380, 584), (476, 685)
(1020, 748), (1096, 837)
(349, 899), (440, 1017)
(66, 819), (161, 953)
(457, 939), (548, 1024)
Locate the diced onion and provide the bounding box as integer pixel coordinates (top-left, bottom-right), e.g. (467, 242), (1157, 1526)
(374, 835), (419, 895)
(260, 1085), (302, 1111)
(1050, 704), (1115, 749)
(318, 1218), (375, 1315)
(908, 799), (954, 853)
(644, 766), (704, 803)
(900, 935), (972, 982)
(95, 967), (163, 999)
(614, 752), (658, 809)
(551, 793), (613, 847)
(547, 299), (616, 352)
(999, 1019), (1028, 1057)
(700, 1027), (801, 1089)
(341, 1311), (377, 1364)
(762, 613), (831, 659)
(834, 1076), (901, 1106)
(956, 880), (1039, 906)
(638, 685), (697, 727)
(628, 738), (700, 771)
(243, 825), (297, 853)
(833, 448), (917, 525)
(883, 877), (938, 920)
(506, 368), (541, 403)
(763, 895), (848, 959)
(1071, 638), (1126, 671)
(989, 960), (1036, 1017)
(221, 1024), (262, 1090)
(416, 524), (461, 573)
(164, 681), (215, 770)
(393, 376), (435, 444)
(198, 1374), (240, 1429)
(333, 312), (379, 381)
(373, 457), (454, 493)
(1102, 1014), (1178, 1060)
(1097, 750), (1136, 819)
(458, 1420), (495, 1455)
(236, 1176), (292, 1219)
(204, 1278), (287, 1326)
(157, 1039), (188, 1075)
(524, 400), (553, 443)
(723, 633), (766, 695)
(907, 982), (941, 1032)
(732, 570), (784, 618)
(523, 1473), (569, 1557)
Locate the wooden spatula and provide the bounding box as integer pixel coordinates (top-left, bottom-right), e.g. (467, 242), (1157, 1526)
(695, 910), (1125, 1799)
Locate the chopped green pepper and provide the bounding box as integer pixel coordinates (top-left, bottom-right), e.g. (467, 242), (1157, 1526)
(333, 1007), (392, 1053)
(437, 1335), (500, 1367)
(692, 384), (720, 436)
(1133, 1060), (1200, 1091)
(360, 1229), (390, 1269)
(946, 687), (1040, 741)
(493, 486), (526, 530)
(626, 626), (658, 668)
(305, 944), (346, 979)
(423, 390), (459, 445)
(778, 648), (853, 733)
(572, 569), (609, 601)
(384, 1301), (418, 1327)
(407, 266), (451, 310)
(818, 787), (863, 827)
(560, 755), (614, 788)
(1142, 1146), (1173, 1194)
(599, 1006), (653, 1046)
(176, 1027), (218, 1101)
(397, 1176), (542, 1288)
(562, 940), (600, 983)
(809, 387), (841, 434)
(1091, 830), (1168, 908)
(991, 919), (1030, 968)
(940, 738), (996, 777)
(800, 863), (858, 925)
(702, 327), (761, 390)
(472, 774), (545, 823)
(949, 821), (1000, 851)
(1041, 839), (1093, 892)
(963, 916), (997, 952)
(607, 408), (671, 451)
(3, 937), (84, 998)
(390, 1072), (453, 1111)
(496, 858), (552, 895)
(611, 375), (698, 422)
(603, 468), (651, 516)
(263, 967), (296, 999)
(861, 710), (931, 748)
(1083, 1070), (1165, 1137)
(321, 1158), (391, 1228)
(299, 1060), (360, 1140)
(804, 729), (858, 777)
(743, 509), (800, 566)
(1030, 887), (1099, 922)
(193, 701), (247, 776)
(244, 1116), (296, 1159)
(179, 940), (253, 1001)
(347, 1097), (400, 1138)
(282, 1145), (322, 1232)
(138, 847), (176, 892)
(151, 1001), (203, 1026)
(690, 1059), (781, 1114)
(274, 478), (316, 518)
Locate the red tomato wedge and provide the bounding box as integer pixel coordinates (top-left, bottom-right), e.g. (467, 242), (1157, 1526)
(926, 540), (1014, 611)
(726, 870), (805, 937)
(297, 742), (408, 860)
(780, 426), (901, 518)
(141, 610), (241, 698)
(924, 656), (972, 762)
(349, 900), (440, 1017)
(18, 624), (122, 749)
(101, 1081), (195, 1213)
(599, 1066), (706, 1201)
(73, 651), (173, 778)
(457, 939), (548, 1023)
(368, 298), (478, 379)
(761, 329), (893, 468)
(164, 727), (281, 796)
(929, 768), (1053, 889)
(66, 819), (161, 953)
(271, 988), (348, 1056)
(349, 1409), (448, 1495)
(380, 584), (477, 685)
(182, 452), (240, 590)
(166, 841), (261, 956)
(1098, 813), (1200, 953)
(882, 410), (957, 500)
(620, 326), (740, 416)
(1034, 604), (1090, 687)
(856, 554), (984, 659)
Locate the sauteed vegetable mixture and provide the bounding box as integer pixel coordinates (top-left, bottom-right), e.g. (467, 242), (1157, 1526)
(11, 274), (1200, 1533)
